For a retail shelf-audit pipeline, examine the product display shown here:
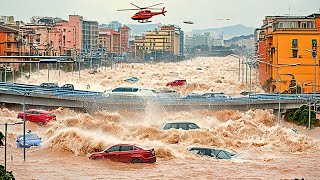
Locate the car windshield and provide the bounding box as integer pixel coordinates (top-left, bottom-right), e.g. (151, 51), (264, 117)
(19, 134), (39, 140)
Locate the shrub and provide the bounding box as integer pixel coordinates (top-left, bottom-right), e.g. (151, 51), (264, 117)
(284, 105), (317, 127)
(0, 165), (15, 180)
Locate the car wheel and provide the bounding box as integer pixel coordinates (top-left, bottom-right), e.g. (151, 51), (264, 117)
(37, 121), (44, 126)
(131, 158), (143, 163)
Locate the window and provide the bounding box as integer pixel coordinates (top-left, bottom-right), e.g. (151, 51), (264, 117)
(171, 123), (179, 129)
(189, 123), (199, 129)
(163, 123), (171, 130)
(7, 43), (11, 48)
(216, 150), (232, 159)
(121, 146), (134, 151)
(32, 111), (40, 115)
(292, 49), (298, 58)
(107, 146), (120, 152)
(292, 39), (298, 48)
(179, 123), (188, 130)
(26, 134), (40, 140)
(279, 22), (283, 28)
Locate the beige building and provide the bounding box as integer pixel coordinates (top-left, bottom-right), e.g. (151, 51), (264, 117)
(134, 25), (182, 55)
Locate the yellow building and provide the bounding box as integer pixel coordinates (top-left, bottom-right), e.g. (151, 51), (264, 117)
(134, 25), (182, 57)
(257, 15), (320, 93)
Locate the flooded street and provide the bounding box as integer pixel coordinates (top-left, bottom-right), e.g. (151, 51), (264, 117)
(1, 57), (319, 179)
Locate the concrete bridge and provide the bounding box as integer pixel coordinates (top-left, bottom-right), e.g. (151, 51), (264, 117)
(0, 90), (306, 114)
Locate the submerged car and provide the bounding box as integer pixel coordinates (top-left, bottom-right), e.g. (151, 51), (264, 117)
(16, 131), (42, 148)
(155, 89), (181, 98)
(188, 147), (236, 159)
(166, 79), (187, 86)
(162, 122), (200, 130)
(17, 109), (56, 125)
(40, 82), (59, 89)
(104, 87), (156, 98)
(89, 144), (156, 163)
(124, 77), (139, 83)
(61, 84), (74, 90)
(182, 92), (227, 99)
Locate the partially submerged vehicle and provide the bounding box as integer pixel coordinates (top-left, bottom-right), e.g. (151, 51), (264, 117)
(89, 144), (156, 163)
(162, 122), (200, 130)
(188, 146), (236, 159)
(16, 131), (42, 148)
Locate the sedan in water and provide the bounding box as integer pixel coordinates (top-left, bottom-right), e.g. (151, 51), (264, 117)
(89, 144), (156, 163)
(16, 131), (42, 148)
(188, 147), (236, 159)
(17, 109), (56, 125)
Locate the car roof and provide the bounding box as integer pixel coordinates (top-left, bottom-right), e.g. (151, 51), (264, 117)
(188, 146), (234, 153)
(203, 92), (224, 94)
(27, 109), (49, 113)
(165, 121), (196, 124)
(112, 143), (136, 146)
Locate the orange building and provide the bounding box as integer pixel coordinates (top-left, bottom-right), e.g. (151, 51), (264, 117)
(0, 25), (19, 56)
(99, 25), (130, 54)
(256, 14), (320, 93)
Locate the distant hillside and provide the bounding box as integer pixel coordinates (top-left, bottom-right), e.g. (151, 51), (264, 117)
(127, 23), (162, 35)
(224, 34), (255, 51)
(225, 34), (254, 43)
(186, 24), (255, 40)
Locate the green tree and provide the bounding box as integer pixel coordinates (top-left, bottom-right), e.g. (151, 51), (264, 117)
(0, 165), (15, 180)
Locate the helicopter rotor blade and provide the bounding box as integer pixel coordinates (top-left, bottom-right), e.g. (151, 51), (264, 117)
(117, 8), (140, 11)
(145, 3), (164, 9)
(148, 8), (162, 10)
(130, 3), (142, 9)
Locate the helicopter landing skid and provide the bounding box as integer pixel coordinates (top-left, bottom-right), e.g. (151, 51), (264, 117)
(138, 20), (152, 23)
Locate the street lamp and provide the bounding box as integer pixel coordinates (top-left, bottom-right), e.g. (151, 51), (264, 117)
(0, 121), (23, 171)
(306, 49), (317, 95)
(230, 54), (241, 81)
(10, 89), (30, 161)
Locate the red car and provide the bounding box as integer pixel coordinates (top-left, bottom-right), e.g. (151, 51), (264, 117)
(17, 109), (56, 125)
(166, 79), (187, 86)
(89, 144), (156, 163)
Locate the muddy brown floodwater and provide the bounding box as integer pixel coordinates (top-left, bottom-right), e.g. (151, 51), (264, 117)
(1, 57), (319, 179)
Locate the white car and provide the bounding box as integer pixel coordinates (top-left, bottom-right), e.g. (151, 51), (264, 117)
(104, 87), (156, 98)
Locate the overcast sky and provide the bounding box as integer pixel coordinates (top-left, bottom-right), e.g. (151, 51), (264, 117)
(1, 0), (319, 31)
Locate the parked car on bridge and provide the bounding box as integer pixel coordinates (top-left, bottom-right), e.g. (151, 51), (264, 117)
(182, 92), (228, 100)
(17, 109), (56, 125)
(162, 122), (200, 130)
(104, 87), (156, 98)
(166, 79), (187, 86)
(89, 144), (156, 163)
(16, 131), (42, 148)
(61, 84), (74, 90)
(40, 82), (59, 89)
(155, 89), (181, 98)
(188, 146), (236, 159)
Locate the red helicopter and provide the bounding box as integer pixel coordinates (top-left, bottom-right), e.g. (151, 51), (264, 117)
(118, 3), (167, 23)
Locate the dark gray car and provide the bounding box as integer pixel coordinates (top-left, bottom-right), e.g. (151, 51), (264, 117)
(162, 122), (200, 130)
(40, 83), (59, 89)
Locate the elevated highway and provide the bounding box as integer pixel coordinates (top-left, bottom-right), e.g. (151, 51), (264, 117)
(0, 82), (311, 113)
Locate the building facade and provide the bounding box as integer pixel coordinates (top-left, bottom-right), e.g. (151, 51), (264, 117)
(256, 14), (320, 93)
(133, 25), (184, 59)
(0, 25), (19, 56)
